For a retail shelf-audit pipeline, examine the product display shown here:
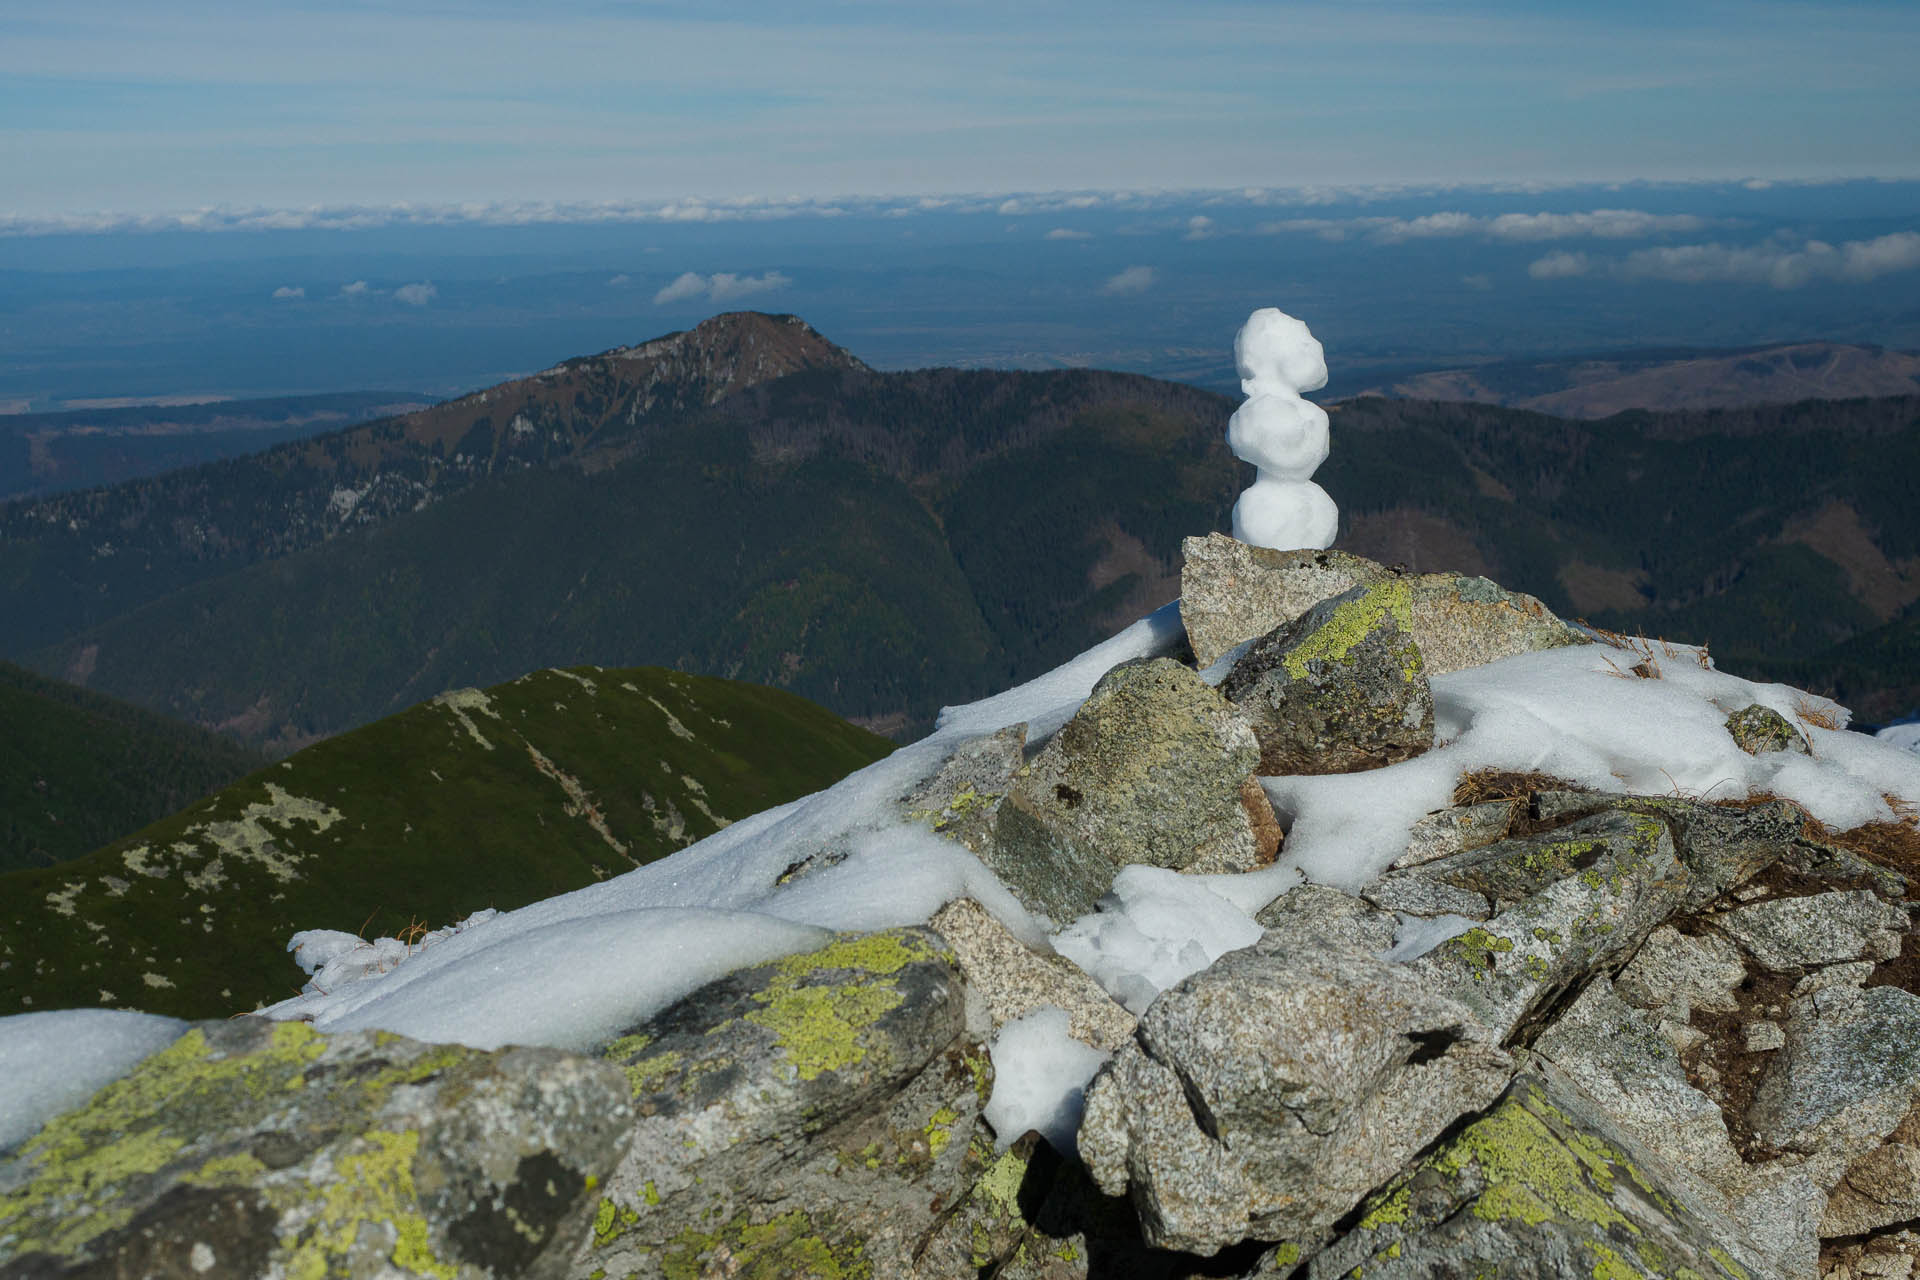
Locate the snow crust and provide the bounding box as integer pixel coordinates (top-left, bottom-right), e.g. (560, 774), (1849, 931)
(0, 1011), (188, 1151)
(981, 1007), (1109, 1157)
(1228, 308), (1338, 551)
(8, 594), (1920, 1162)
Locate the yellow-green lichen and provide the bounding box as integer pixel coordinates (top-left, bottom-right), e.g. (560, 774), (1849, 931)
(1282, 580), (1420, 681)
(0, 1023), (327, 1256)
(281, 1128), (454, 1280)
(658, 1208), (870, 1280)
(730, 932), (936, 1081)
(614, 1049), (683, 1098)
(1271, 1240), (1303, 1266)
(925, 1106), (960, 1161)
(594, 1196), (641, 1248)
(975, 1146), (1032, 1213)
(1357, 1183), (1411, 1231)
(1446, 927), (1516, 979)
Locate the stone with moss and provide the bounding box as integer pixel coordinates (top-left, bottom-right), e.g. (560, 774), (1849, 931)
(1724, 704), (1811, 757)
(1179, 534), (1588, 673)
(0, 1016), (632, 1279)
(580, 927), (984, 1279)
(1408, 811), (1688, 1043)
(986, 657), (1278, 922)
(1301, 1062), (1779, 1279)
(1078, 934), (1512, 1256)
(1219, 581), (1436, 777)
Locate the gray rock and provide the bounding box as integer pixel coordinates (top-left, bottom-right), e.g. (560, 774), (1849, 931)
(1179, 534), (1588, 674)
(1220, 581), (1435, 776)
(1826, 1139), (1920, 1238)
(1392, 798), (1521, 869)
(1361, 875), (1493, 921)
(1713, 890), (1909, 970)
(1726, 704), (1812, 756)
(582, 927), (985, 1280)
(1795, 961), (1878, 998)
(1533, 978), (1748, 1189)
(1750, 985), (1920, 1158)
(988, 658), (1278, 922)
(1179, 535), (1390, 668)
(0, 1017), (632, 1280)
(1747, 1020), (1788, 1052)
(1077, 935), (1511, 1255)
(1407, 810), (1686, 1042)
(901, 723), (1027, 853)
(1616, 925), (1749, 1018)
(1253, 882), (1400, 952)
(1303, 1061), (1780, 1280)
(1530, 791), (1807, 910)
(929, 897), (1135, 1052)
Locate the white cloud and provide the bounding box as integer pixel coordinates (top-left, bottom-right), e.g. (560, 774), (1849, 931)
(1528, 250), (1591, 279)
(1485, 209), (1706, 240)
(1045, 228), (1092, 240)
(653, 272), (710, 304)
(607, 273), (630, 286)
(1101, 265), (1157, 295)
(1183, 215), (1215, 241)
(271, 285), (305, 299)
(707, 271), (791, 302)
(393, 281), (437, 306)
(1261, 208), (1708, 245)
(1461, 273), (1493, 291)
(653, 270), (791, 305)
(1521, 230), (1920, 289)
(338, 280), (370, 297)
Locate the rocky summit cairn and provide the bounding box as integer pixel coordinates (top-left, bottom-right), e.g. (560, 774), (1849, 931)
(1228, 308), (1338, 552)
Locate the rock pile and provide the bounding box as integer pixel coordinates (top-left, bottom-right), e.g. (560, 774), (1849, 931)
(5, 538), (1919, 1280)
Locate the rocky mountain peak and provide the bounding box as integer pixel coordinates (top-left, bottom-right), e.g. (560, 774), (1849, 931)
(572, 311), (870, 402)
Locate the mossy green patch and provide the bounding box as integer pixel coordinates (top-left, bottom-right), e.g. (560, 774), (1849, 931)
(281, 1128), (454, 1280)
(1282, 580), (1419, 681)
(729, 930), (939, 1081)
(657, 1208), (870, 1280)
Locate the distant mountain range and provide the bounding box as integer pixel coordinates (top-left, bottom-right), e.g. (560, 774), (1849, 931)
(0, 390), (433, 503)
(0, 660), (265, 872)
(2, 312), (1916, 752)
(0, 663), (891, 1019)
(1353, 341), (1920, 419)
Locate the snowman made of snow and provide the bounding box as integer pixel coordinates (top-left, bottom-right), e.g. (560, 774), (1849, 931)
(1229, 308), (1337, 551)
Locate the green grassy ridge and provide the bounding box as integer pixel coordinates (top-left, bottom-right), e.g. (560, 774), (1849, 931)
(0, 660), (266, 873)
(0, 665), (892, 1020)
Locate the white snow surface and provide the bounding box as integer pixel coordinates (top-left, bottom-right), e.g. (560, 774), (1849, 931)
(0, 1011), (188, 1151)
(1228, 308), (1339, 551)
(982, 1007), (1110, 1157)
(1879, 722), (1920, 754)
(8, 599), (1920, 1158)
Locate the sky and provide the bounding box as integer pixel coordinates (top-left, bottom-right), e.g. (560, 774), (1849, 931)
(5, 1), (1919, 221)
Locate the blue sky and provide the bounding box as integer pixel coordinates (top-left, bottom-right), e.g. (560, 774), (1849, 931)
(6, 1), (1919, 219)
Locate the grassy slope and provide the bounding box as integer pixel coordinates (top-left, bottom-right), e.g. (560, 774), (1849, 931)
(0, 665), (891, 1019)
(0, 660), (265, 872)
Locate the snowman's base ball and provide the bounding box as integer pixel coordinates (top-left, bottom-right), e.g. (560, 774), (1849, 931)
(1232, 478), (1338, 551)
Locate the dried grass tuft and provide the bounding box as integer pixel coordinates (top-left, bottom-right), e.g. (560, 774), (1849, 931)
(1452, 768), (1591, 806)
(1792, 695), (1844, 732)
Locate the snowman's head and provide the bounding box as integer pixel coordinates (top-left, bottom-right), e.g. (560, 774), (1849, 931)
(1234, 308), (1327, 397)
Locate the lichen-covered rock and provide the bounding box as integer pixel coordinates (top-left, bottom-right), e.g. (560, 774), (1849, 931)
(1713, 890), (1909, 971)
(1077, 935), (1512, 1255)
(1179, 535), (1390, 668)
(1179, 533), (1588, 672)
(582, 927), (984, 1279)
(1408, 810), (1686, 1042)
(929, 897), (1136, 1051)
(1727, 703), (1813, 756)
(987, 658), (1278, 922)
(901, 723), (1028, 853)
(1220, 581), (1435, 776)
(1530, 791), (1808, 911)
(0, 1018), (632, 1280)
(1302, 1062), (1780, 1280)
(1750, 985), (1920, 1158)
